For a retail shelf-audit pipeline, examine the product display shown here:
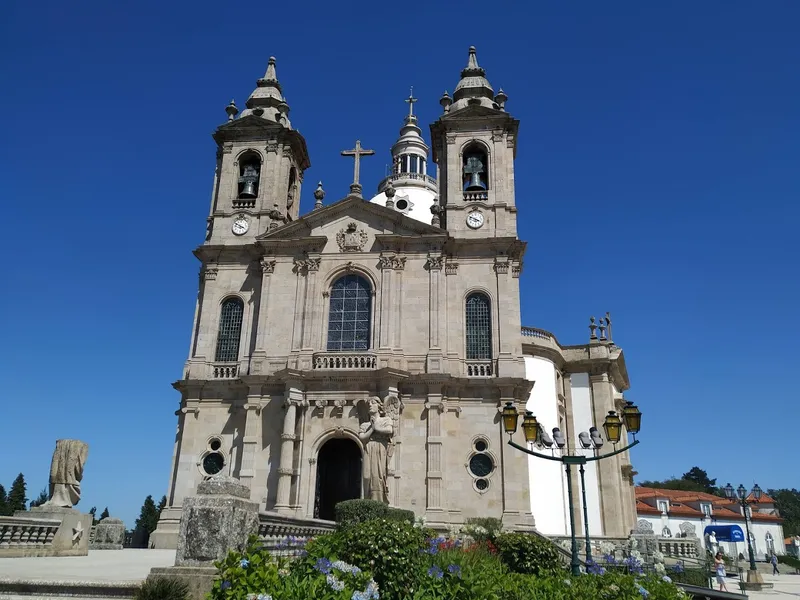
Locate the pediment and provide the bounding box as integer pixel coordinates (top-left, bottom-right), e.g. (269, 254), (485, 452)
(215, 114), (284, 135)
(443, 104), (508, 121)
(256, 195), (447, 252)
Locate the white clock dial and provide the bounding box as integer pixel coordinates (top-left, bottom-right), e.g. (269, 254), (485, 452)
(232, 216), (249, 235)
(466, 211), (484, 229)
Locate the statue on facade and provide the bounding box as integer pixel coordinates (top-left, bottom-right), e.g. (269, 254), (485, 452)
(40, 439), (89, 509)
(358, 395), (400, 503)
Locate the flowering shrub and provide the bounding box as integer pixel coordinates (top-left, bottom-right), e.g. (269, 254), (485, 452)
(209, 536), (378, 600)
(461, 517), (503, 544)
(493, 532), (563, 577)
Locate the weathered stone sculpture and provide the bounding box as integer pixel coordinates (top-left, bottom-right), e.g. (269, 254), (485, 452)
(358, 395), (400, 503)
(41, 439), (89, 508)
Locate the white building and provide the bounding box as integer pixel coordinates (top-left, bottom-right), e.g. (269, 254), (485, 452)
(637, 487), (785, 559)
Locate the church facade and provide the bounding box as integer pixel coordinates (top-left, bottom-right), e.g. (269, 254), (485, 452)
(152, 48), (638, 549)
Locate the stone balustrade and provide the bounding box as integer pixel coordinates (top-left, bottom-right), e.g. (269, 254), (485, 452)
(463, 190), (489, 202)
(466, 360), (494, 377)
(377, 172), (437, 193)
(312, 352), (377, 370)
(258, 512), (335, 557)
(0, 517), (61, 551)
(232, 198), (256, 209)
(659, 538), (701, 559)
(212, 362), (239, 379)
(521, 326), (554, 340)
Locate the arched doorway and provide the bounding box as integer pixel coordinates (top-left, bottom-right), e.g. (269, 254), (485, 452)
(314, 438), (362, 521)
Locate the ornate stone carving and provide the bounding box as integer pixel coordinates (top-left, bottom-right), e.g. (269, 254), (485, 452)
(322, 290), (330, 298)
(358, 395), (401, 504)
(621, 463), (637, 486)
(336, 222), (369, 252)
(332, 398), (346, 409)
(445, 261), (459, 276)
(426, 256), (444, 271)
(293, 257), (321, 274)
(446, 134), (456, 145)
(636, 519), (654, 534)
(679, 522), (697, 538)
(493, 259), (510, 274)
(259, 258), (276, 274)
(266, 140), (279, 153)
(492, 130), (504, 142)
(40, 439), (89, 509)
(202, 266), (218, 281)
(313, 399), (327, 409)
(221, 142), (233, 154)
(379, 256), (394, 270)
(306, 258), (321, 272)
(392, 257), (406, 270)
(506, 134), (515, 148)
(282, 146), (293, 157)
(511, 263), (522, 278)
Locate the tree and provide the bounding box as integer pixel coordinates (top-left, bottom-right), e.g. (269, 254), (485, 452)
(7, 473), (27, 513)
(769, 488), (800, 537)
(157, 495), (167, 515)
(89, 506), (97, 525)
(0, 484), (8, 516)
(132, 495), (160, 548)
(29, 487), (49, 509)
(100, 507), (110, 520)
(681, 467), (718, 495)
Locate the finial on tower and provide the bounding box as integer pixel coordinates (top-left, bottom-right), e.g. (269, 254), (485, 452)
(313, 181), (325, 210)
(439, 90), (452, 113)
(405, 87), (417, 118)
(494, 88), (508, 111)
(225, 99), (239, 121)
(262, 57), (279, 85)
(385, 180), (395, 209)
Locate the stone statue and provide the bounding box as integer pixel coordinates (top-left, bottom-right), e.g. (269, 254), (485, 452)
(41, 439), (89, 508)
(358, 395), (400, 503)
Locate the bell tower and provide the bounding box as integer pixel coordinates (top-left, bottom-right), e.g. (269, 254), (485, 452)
(206, 58), (311, 244)
(430, 47), (519, 238)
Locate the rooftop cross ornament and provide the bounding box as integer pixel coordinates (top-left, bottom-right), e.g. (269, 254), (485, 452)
(405, 87), (417, 117)
(341, 140), (375, 197)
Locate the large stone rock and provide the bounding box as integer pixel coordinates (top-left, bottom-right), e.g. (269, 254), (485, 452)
(90, 517), (125, 549)
(175, 475), (259, 567)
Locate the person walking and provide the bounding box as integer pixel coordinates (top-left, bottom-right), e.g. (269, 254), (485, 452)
(714, 552), (729, 592)
(771, 553), (780, 575)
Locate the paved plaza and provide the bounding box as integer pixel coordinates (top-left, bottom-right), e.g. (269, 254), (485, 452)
(0, 549), (175, 583)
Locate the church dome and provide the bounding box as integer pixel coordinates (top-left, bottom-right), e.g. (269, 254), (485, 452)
(369, 92), (437, 224)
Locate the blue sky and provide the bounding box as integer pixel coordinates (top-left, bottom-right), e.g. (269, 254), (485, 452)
(1, 1), (798, 526)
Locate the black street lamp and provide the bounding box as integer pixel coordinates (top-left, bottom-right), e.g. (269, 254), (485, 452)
(502, 400), (642, 576)
(724, 482), (763, 573)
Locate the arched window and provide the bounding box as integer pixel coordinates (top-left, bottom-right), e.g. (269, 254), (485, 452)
(463, 144), (489, 191)
(465, 293), (492, 359)
(238, 153), (261, 198)
(327, 275), (371, 351)
(215, 297), (244, 362)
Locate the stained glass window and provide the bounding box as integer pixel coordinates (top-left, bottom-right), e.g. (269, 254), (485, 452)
(327, 275), (372, 351)
(214, 297), (244, 362)
(465, 293), (491, 360)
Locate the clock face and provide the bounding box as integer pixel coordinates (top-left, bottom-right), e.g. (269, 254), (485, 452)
(232, 216), (249, 235)
(466, 211), (484, 229)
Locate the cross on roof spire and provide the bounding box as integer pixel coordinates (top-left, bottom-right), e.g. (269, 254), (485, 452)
(340, 140), (375, 197)
(405, 87), (417, 117)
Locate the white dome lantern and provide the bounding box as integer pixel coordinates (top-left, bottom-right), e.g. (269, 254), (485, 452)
(369, 90), (437, 224)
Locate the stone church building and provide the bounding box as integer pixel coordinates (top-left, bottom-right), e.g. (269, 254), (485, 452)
(152, 48), (638, 548)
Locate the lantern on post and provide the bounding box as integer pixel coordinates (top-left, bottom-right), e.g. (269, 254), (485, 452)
(502, 402), (519, 436)
(603, 411), (623, 445)
(621, 401), (642, 435)
(521, 412), (539, 444)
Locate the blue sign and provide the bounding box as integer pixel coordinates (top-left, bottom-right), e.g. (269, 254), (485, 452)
(704, 525), (745, 542)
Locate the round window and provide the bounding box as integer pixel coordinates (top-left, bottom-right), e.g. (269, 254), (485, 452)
(202, 452), (225, 475)
(396, 198), (409, 211)
(209, 438), (222, 451)
(469, 453), (493, 478)
(474, 439), (487, 452)
(475, 478), (489, 491)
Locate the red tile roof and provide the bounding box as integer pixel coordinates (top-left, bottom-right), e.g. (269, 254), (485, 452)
(635, 487), (783, 523)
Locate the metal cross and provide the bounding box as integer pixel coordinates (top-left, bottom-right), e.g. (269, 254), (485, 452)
(405, 87), (417, 117)
(341, 139), (375, 197)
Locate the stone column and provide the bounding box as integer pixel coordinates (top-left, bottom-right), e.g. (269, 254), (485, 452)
(301, 256), (321, 349)
(590, 372), (626, 536)
(493, 257), (518, 377)
(254, 258), (276, 354)
(238, 386), (263, 493)
(392, 256), (405, 350)
(194, 266), (220, 361)
(274, 389), (302, 512)
(424, 387), (446, 526)
(426, 254), (445, 373)
(378, 255), (393, 349)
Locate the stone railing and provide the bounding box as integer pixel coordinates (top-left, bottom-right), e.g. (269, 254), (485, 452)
(212, 362), (239, 379)
(549, 535), (629, 560)
(232, 198), (256, 209)
(312, 352), (377, 370)
(463, 190), (489, 202)
(466, 360), (494, 377)
(258, 512), (335, 557)
(377, 172), (437, 193)
(521, 326), (554, 341)
(659, 538), (701, 559)
(0, 517), (61, 550)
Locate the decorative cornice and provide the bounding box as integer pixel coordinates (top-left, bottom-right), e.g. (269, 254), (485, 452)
(445, 261), (459, 276)
(379, 254), (406, 271)
(511, 263), (522, 278)
(493, 258), (510, 274)
(266, 140), (279, 153)
(202, 266), (218, 281)
(293, 257), (321, 274)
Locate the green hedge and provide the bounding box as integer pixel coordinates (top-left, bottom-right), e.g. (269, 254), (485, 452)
(778, 554), (800, 570)
(334, 499), (387, 527)
(386, 507), (415, 523)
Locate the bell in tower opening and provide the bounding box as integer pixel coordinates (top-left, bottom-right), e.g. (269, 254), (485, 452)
(238, 156), (261, 199)
(462, 146), (488, 191)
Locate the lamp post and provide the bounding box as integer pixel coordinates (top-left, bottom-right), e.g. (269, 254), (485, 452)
(502, 400), (642, 577)
(723, 482), (762, 573)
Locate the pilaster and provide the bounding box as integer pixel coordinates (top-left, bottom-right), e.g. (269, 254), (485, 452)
(378, 254), (394, 349)
(238, 385), (263, 493)
(275, 388), (303, 512)
(253, 258), (276, 354)
(301, 254), (321, 350)
(499, 388), (536, 530)
(426, 254), (445, 373)
(493, 256), (517, 377)
(424, 385), (447, 526)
